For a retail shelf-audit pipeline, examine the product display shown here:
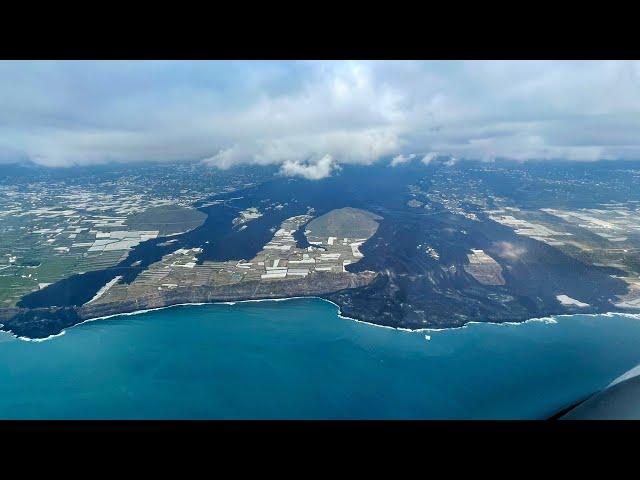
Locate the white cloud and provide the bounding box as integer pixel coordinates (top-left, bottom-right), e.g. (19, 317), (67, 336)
(421, 152), (438, 165)
(443, 156), (458, 167)
(1, 60), (640, 170)
(202, 146), (251, 169)
(390, 153), (416, 167)
(279, 154), (338, 180)
(494, 241), (527, 260)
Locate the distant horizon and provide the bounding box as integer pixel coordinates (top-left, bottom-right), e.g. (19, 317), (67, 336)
(1, 60), (639, 179)
(4, 155), (640, 181)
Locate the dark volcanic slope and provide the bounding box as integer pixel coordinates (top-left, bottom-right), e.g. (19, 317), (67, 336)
(17, 166), (411, 310)
(330, 204), (628, 329)
(3, 162), (635, 338)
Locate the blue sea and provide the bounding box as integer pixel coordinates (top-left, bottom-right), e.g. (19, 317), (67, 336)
(1, 298), (640, 419)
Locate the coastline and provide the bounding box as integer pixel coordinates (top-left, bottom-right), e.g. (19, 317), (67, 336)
(8, 294), (640, 343)
(17, 331), (67, 343)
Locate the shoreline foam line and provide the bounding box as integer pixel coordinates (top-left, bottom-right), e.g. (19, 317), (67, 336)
(86, 275), (123, 304)
(17, 331), (67, 343)
(9, 296), (640, 342)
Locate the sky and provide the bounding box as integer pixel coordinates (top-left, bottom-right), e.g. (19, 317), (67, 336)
(1, 60), (639, 179)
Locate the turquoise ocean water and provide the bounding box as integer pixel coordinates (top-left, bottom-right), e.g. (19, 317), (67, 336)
(1, 298), (640, 419)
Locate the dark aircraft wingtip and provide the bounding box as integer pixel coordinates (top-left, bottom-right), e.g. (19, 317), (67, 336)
(559, 366), (640, 420)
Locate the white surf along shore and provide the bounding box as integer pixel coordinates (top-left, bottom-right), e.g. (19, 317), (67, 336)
(8, 294), (640, 343)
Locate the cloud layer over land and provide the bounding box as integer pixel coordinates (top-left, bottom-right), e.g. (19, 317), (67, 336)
(1, 61), (639, 178)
